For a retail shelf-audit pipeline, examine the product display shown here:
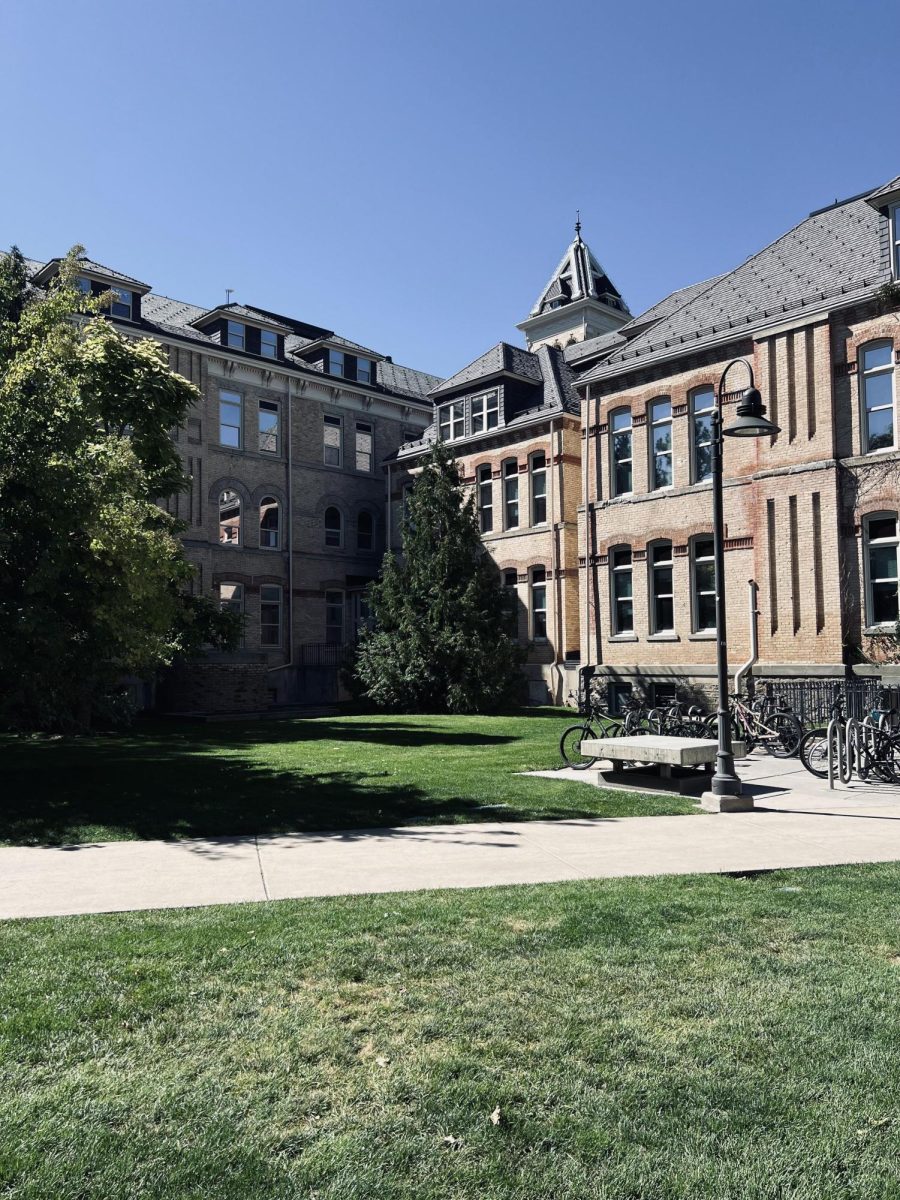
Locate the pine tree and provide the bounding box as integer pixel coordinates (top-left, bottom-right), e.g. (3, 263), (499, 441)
(354, 441), (525, 712)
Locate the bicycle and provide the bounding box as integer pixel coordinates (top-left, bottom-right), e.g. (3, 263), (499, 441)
(800, 687), (900, 782)
(705, 691), (802, 757)
(559, 693), (651, 768)
(646, 697), (709, 738)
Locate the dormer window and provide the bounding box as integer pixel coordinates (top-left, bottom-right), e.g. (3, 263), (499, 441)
(328, 349), (345, 377)
(892, 204), (900, 280)
(260, 328), (278, 359)
(357, 358), (374, 384)
(226, 320), (245, 351)
(76, 276), (91, 296)
(110, 288), (133, 319)
(325, 349), (376, 384)
(439, 401), (465, 442)
(471, 390), (499, 434)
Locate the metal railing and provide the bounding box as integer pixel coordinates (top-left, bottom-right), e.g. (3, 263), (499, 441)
(756, 678), (900, 726)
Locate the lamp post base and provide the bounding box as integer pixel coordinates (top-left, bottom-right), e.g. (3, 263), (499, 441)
(700, 791), (755, 813)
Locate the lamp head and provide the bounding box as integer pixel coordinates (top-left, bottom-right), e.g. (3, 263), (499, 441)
(723, 386), (781, 438)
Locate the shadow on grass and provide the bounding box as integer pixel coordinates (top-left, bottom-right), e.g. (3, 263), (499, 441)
(0, 717), (604, 847)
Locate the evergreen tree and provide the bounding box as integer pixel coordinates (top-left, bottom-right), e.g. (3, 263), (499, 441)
(0, 246), (237, 730)
(354, 441), (524, 712)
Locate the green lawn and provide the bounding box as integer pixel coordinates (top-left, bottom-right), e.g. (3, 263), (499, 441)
(3, 864), (900, 1198)
(0, 710), (695, 845)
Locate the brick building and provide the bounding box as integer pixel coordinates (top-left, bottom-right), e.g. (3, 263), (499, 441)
(573, 176), (900, 706)
(26, 254), (441, 708)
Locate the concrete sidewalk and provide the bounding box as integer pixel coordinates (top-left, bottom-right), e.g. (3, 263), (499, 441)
(2, 757), (900, 920)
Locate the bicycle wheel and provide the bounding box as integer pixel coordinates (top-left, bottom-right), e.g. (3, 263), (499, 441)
(765, 711), (803, 758)
(560, 723), (599, 769)
(798, 727), (831, 778)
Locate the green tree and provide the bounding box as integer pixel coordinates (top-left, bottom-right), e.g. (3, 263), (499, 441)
(0, 246), (236, 730)
(354, 441), (525, 713)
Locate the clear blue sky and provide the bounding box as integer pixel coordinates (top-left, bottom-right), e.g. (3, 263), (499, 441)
(2, 0), (896, 378)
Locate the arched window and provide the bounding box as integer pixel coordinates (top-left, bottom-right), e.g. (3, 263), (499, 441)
(530, 452), (547, 525)
(325, 506), (343, 548)
(357, 510), (374, 552)
(690, 387), (715, 483)
(648, 398), (673, 490)
(503, 459), (519, 529)
(477, 465), (493, 533)
(648, 540), (674, 633)
(610, 546), (633, 634)
(860, 341), (896, 453)
(219, 489), (241, 545)
(530, 566), (548, 640)
(259, 496), (279, 549)
(610, 409), (632, 496)
(691, 536), (716, 632)
(864, 513), (899, 626)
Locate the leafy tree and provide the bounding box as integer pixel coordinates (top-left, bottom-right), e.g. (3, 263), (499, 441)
(0, 246), (237, 730)
(354, 441), (525, 712)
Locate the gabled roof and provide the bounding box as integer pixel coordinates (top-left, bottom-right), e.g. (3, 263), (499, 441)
(189, 302), (293, 334)
(32, 254), (151, 292)
(615, 273), (726, 338)
(580, 186), (892, 384)
(528, 223), (629, 318)
(866, 174), (900, 210)
(430, 342), (543, 398)
(563, 328), (627, 367)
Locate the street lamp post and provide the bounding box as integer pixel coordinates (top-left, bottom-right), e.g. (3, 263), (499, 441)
(701, 359), (780, 813)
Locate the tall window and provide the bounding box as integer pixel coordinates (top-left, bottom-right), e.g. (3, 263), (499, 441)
(439, 401), (465, 441)
(219, 390), (242, 448)
(892, 205), (900, 280)
(259, 497), (279, 549)
(865, 514), (899, 625)
(258, 400), (279, 453)
(861, 341), (895, 453)
(477, 465), (493, 533)
(503, 570), (519, 637)
(610, 409), (632, 496)
(218, 582), (243, 617)
(691, 537), (716, 632)
(218, 490), (241, 545)
(503, 459), (519, 529)
(691, 387), (715, 483)
(355, 421), (373, 472)
(327, 349), (345, 377)
(471, 390), (499, 434)
(530, 452), (547, 525)
(323, 414), (342, 466)
(260, 585), (282, 647)
(324, 506), (343, 548)
(260, 329), (278, 359)
(649, 398), (673, 490)
(357, 510), (374, 551)
(325, 590), (344, 643)
(610, 546), (633, 634)
(226, 320), (245, 351)
(531, 567), (547, 640)
(649, 540), (674, 633)
(357, 358), (374, 385)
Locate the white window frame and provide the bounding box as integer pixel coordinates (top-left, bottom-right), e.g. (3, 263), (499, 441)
(471, 390), (499, 435)
(860, 340), (896, 454)
(649, 540), (674, 634)
(609, 409), (633, 497)
(503, 459), (519, 529)
(892, 204), (900, 281)
(531, 566), (548, 641)
(323, 414), (343, 467)
(327, 349), (345, 377)
(226, 320), (245, 351)
(691, 387), (716, 484)
(258, 400), (279, 454)
(324, 506), (343, 549)
(260, 585), (282, 647)
(648, 397), (673, 491)
(610, 545), (633, 635)
(259, 496), (279, 550)
(110, 287), (133, 319)
(260, 328), (278, 359)
(357, 358), (374, 385)
(864, 513), (899, 628)
(218, 489), (241, 546)
(325, 589), (345, 644)
(530, 452), (547, 526)
(691, 536), (717, 633)
(477, 464), (493, 533)
(439, 401), (465, 442)
(355, 421), (373, 473)
(219, 389), (242, 449)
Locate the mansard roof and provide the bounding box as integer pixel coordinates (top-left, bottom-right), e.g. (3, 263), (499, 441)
(430, 342), (543, 398)
(580, 183), (893, 385)
(529, 223), (628, 318)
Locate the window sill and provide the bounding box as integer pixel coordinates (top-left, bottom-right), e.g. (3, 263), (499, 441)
(688, 632), (716, 641)
(607, 634), (639, 642)
(863, 624), (900, 636)
(647, 633), (680, 642)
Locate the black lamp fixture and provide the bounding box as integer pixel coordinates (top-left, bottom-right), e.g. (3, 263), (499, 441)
(703, 359), (780, 812)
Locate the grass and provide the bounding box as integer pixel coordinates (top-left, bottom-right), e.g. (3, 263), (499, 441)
(0, 709), (696, 845)
(3, 864), (900, 1198)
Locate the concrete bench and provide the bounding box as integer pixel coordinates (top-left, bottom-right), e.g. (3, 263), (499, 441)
(579, 735), (747, 795)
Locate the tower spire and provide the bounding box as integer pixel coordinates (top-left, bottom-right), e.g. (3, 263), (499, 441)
(575, 210), (581, 239)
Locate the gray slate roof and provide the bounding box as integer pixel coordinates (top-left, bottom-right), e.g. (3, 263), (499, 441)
(563, 328), (626, 366)
(32, 255), (152, 290)
(616, 273), (726, 336)
(865, 175), (900, 205)
(580, 186), (892, 384)
(431, 342), (543, 397)
(530, 228), (628, 317)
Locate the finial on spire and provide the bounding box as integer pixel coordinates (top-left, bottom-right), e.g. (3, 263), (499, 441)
(575, 210), (581, 239)
(225, 288), (234, 305)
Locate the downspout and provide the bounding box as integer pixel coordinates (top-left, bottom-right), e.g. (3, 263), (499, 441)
(734, 579), (759, 698)
(386, 461), (392, 550)
(582, 387), (591, 670)
(269, 374), (294, 679)
(592, 385), (603, 666)
(549, 417), (564, 704)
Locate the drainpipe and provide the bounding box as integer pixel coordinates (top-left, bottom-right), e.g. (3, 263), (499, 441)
(386, 461), (392, 549)
(549, 417), (564, 704)
(269, 374), (295, 681)
(734, 579), (759, 698)
(582, 388), (591, 670)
